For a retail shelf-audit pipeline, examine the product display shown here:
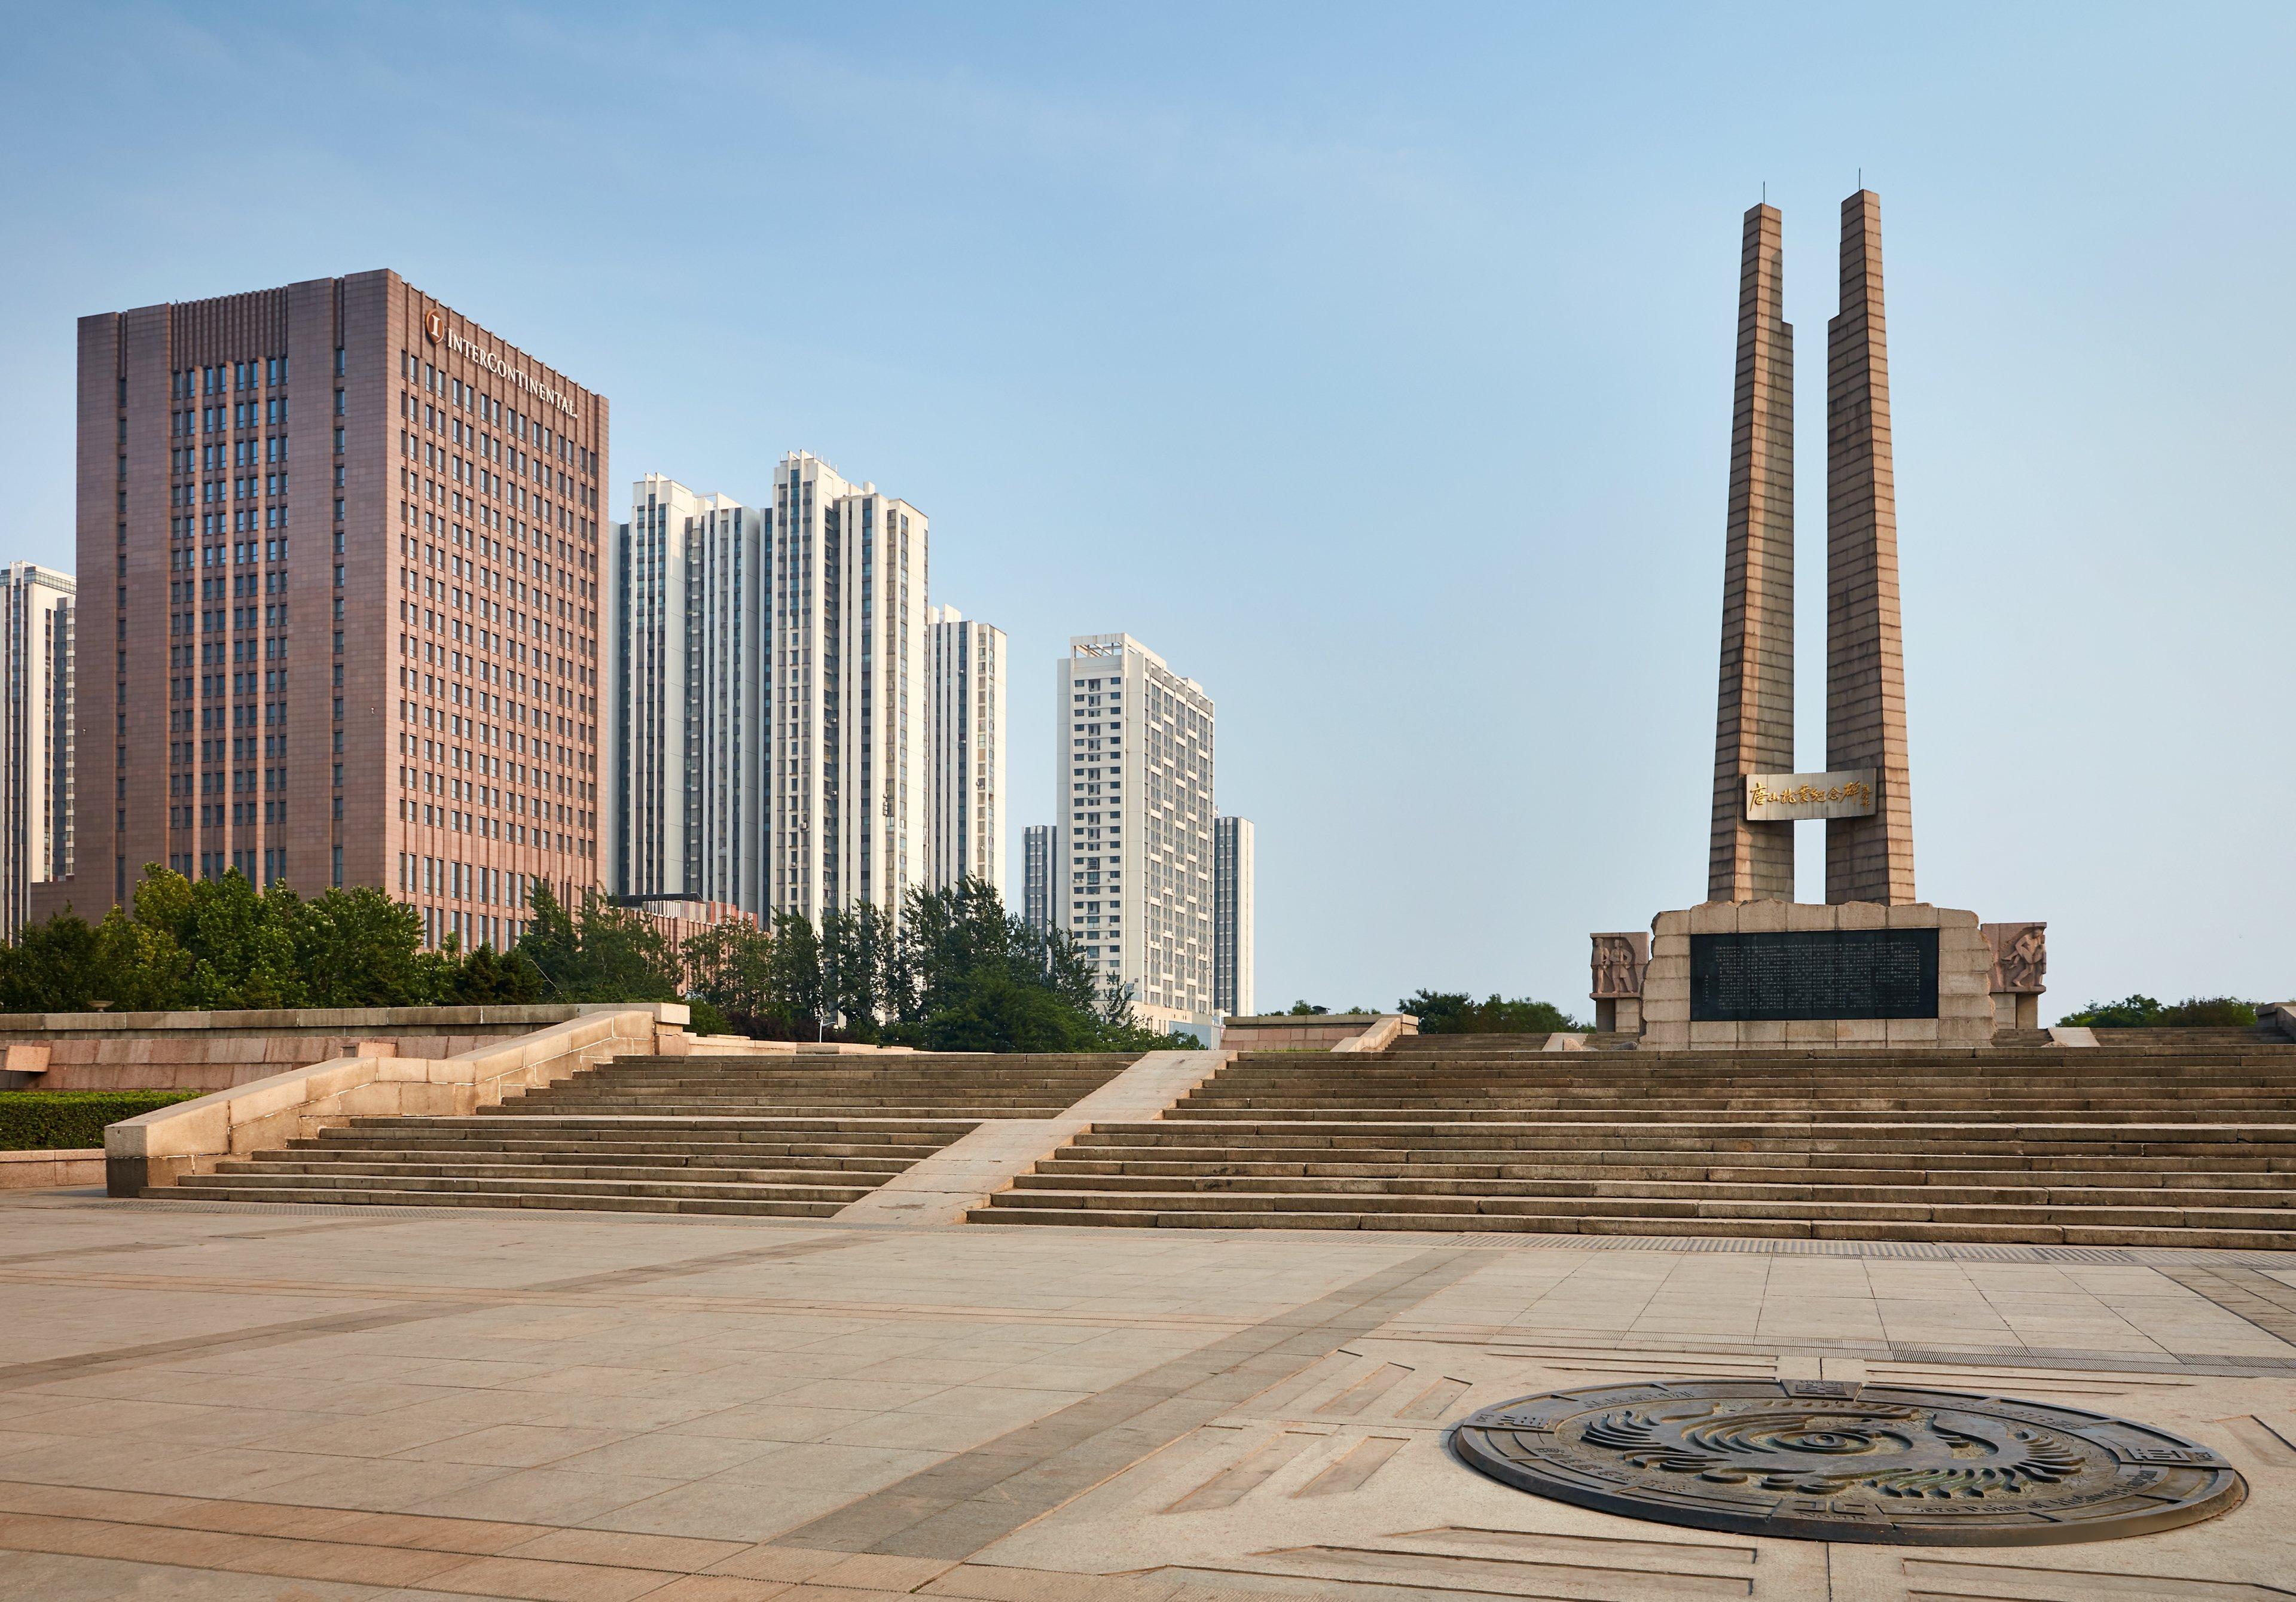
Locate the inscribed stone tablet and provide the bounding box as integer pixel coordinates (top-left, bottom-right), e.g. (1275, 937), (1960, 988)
(1689, 929), (1938, 1021)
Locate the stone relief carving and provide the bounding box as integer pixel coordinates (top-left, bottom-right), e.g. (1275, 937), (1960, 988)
(1981, 921), (2047, 993)
(1589, 932), (1650, 999)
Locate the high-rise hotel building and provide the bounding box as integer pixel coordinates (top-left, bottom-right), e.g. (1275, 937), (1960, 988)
(1055, 634), (1217, 1034)
(609, 475), (763, 910)
(1, 564), (75, 937)
(927, 606), (1006, 899)
(77, 273), (606, 945)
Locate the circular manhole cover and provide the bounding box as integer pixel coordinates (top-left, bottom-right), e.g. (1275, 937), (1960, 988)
(1451, 1379), (2243, 1546)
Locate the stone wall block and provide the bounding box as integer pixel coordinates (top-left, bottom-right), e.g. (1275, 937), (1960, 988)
(1738, 899), (1790, 932)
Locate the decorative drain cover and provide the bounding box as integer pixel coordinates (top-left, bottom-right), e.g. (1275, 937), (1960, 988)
(1451, 1380), (2243, 1546)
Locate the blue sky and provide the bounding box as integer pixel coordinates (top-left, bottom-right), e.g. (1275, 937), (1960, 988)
(4, 3), (2290, 1015)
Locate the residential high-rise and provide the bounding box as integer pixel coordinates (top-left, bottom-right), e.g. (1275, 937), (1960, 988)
(1213, 814), (1254, 1018)
(927, 606), (1006, 899)
(609, 475), (764, 911)
(767, 452), (928, 925)
(1022, 824), (1052, 932)
(1055, 634), (1216, 1035)
(1, 564), (75, 936)
(78, 273), (606, 946)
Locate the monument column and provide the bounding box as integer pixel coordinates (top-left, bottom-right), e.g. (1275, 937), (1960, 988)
(1824, 189), (1916, 905)
(1709, 202), (1795, 903)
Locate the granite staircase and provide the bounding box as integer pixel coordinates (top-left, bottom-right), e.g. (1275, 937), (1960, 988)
(971, 1035), (2296, 1248)
(168, 1052), (1137, 1216)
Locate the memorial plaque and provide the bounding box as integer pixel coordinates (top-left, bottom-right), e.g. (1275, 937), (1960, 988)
(1690, 929), (1937, 1021)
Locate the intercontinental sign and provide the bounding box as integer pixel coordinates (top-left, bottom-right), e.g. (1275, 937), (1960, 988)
(427, 313), (579, 419)
(1744, 769), (1877, 822)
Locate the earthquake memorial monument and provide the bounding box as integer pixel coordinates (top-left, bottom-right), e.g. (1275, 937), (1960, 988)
(1596, 191), (2046, 1048)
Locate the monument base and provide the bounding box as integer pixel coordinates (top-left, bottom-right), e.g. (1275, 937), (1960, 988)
(1639, 901), (1993, 1050)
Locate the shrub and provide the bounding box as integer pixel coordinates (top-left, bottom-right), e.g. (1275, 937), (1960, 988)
(1400, 989), (1589, 1035)
(0, 1091), (201, 1151)
(2057, 994), (2260, 1029)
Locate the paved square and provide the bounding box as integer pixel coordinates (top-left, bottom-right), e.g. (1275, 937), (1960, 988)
(2, 1189), (2294, 1598)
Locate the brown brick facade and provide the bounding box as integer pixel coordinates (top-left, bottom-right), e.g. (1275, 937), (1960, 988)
(76, 271), (607, 945)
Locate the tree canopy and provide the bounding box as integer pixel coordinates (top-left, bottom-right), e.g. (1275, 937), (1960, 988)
(671, 879), (1167, 1052)
(2, 866), (1167, 1053)
(0, 865), (540, 1012)
(1399, 988), (1587, 1035)
(2056, 994), (2259, 1029)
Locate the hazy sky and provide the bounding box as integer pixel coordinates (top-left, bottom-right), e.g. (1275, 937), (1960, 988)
(4, 3), (2290, 1017)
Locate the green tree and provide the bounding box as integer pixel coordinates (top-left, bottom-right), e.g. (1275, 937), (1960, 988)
(291, 886), (435, 1006)
(764, 911), (825, 1029)
(822, 901), (899, 1039)
(0, 909), (108, 1012)
(438, 943), (545, 1004)
(682, 917), (775, 1026)
(515, 883), (679, 1003)
(1401, 988), (1587, 1035)
(2058, 994), (2259, 1029)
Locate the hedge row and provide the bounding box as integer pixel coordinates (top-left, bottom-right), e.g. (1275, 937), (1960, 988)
(0, 1091), (201, 1151)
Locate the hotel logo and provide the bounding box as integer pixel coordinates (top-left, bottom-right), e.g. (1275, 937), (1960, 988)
(423, 308), (445, 343)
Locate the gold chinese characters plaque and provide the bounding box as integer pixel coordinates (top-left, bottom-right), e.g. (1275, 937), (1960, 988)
(1745, 769), (1877, 822)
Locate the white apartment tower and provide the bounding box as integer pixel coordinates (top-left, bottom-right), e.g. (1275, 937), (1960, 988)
(770, 452), (928, 924)
(1, 564), (75, 936)
(1213, 814), (1254, 1018)
(928, 606), (1006, 898)
(1055, 634), (1216, 1034)
(1021, 823), (1052, 932)
(609, 475), (764, 910)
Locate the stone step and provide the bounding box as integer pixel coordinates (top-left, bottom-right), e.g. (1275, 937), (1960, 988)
(172, 1170), (871, 1206)
(1006, 1170), (2296, 1207)
(1165, 1104), (2296, 1124)
(300, 1140), (947, 1163)
(564, 1076), (1126, 1090)
(1068, 1128), (2296, 1157)
(414, 1115), (979, 1134)
(964, 1204), (2296, 1251)
(1036, 1155), (2296, 1183)
(161, 1182), (844, 1217)
(215, 1157), (885, 1192)
(503, 1098), (1088, 1110)
(977, 1186), (2296, 1232)
(295, 1137), (918, 1163)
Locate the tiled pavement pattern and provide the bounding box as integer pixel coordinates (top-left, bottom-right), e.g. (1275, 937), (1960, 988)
(2, 1192), (2294, 1598)
(978, 1032), (2296, 1247)
(163, 1054), (1139, 1217)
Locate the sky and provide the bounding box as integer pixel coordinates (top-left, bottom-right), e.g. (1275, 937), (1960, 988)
(2, 2), (2291, 1018)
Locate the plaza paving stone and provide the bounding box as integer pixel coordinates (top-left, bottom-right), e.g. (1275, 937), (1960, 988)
(1, 1188), (2294, 1598)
